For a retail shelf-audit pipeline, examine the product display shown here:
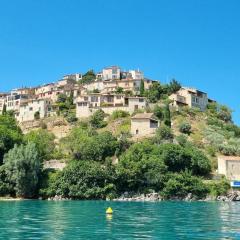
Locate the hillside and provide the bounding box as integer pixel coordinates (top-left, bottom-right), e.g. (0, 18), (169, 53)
(0, 81), (238, 200)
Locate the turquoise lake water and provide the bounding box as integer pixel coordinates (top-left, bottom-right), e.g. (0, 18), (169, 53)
(0, 201), (240, 239)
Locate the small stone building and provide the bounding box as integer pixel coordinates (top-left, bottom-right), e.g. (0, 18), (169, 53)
(218, 156), (240, 181)
(131, 113), (159, 137)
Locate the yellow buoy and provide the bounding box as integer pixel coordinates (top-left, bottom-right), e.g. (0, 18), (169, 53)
(106, 207), (113, 214)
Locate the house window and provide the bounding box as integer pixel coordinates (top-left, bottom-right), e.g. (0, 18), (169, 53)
(136, 129), (139, 134)
(139, 98), (144, 102)
(134, 105), (138, 110)
(29, 107), (33, 111)
(116, 96), (121, 99)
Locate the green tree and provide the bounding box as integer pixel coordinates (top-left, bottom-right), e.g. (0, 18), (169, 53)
(64, 128), (118, 161)
(80, 70), (96, 84)
(3, 143), (41, 198)
(161, 171), (208, 199)
(24, 129), (55, 161)
(167, 79), (181, 94)
(2, 103), (6, 115)
(117, 141), (167, 192)
(140, 79), (145, 96)
(90, 109), (107, 128)
(0, 115), (23, 164)
(40, 160), (116, 199)
(163, 104), (171, 127)
(115, 87), (124, 94)
(153, 105), (164, 121)
(0, 166), (14, 196)
(155, 125), (174, 143)
(144, 82), (163, 103)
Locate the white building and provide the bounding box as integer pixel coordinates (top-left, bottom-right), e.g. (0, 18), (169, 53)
(62, 73), (82, 82)
(129, 70), (144, 80)
(6, 92), (29, 112)
(102, 66), (121, 80)
(17, 99), (53, 122)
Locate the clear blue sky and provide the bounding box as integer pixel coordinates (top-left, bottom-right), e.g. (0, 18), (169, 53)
(0, 0), (239, 124)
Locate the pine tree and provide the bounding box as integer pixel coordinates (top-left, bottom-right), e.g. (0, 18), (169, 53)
(140, 79), (145, 96)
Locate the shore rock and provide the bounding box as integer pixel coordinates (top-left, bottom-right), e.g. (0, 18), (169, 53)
(113, 192), (163, 202)
(217, 191), (240, 202)
(48, 195), (70, 201)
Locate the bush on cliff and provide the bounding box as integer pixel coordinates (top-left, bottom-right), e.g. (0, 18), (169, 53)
(40, 160), (117, 199)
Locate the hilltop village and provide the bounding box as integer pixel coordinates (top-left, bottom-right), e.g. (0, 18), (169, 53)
(0, 66), (240, 201)
(0, 66), (211, 136)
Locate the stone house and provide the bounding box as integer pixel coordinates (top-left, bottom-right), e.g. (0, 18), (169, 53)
(169, 87), (208, 111)
(218, 156), (240, 182)
(16, 99), (54, 122)
(131, 113), (159, 136)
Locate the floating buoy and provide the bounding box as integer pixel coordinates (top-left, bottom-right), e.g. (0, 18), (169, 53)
(106, 207), (113, 214)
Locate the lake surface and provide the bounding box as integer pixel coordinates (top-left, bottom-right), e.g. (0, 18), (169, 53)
(0, 201), (239, 239)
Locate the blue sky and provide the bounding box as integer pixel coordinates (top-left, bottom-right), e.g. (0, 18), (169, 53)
(0, 0), (239, 124)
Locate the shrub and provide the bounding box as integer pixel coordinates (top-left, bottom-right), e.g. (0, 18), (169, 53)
(155, 125), (174, 143)
(207, 178), (230, 196)
(176, 134), (188, 146)
(24, 129), (55, 161)
(40, 161), (117, 199)
(153, 105), (164, 120)
(111, 110), (129, 120)
(117, 141), (167, 192)
(65, 128), (118, 161)
(66, 112), (78, 123)
(179, 122), (191, 134)
(161, 171), (209, 199)
(90, 109), (107, 128)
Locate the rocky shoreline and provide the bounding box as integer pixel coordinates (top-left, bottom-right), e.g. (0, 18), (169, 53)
(39, 191), (240, 202)
(112, 191), (240, 202)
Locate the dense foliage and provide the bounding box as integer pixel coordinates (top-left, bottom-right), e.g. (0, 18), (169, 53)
(3, 143), (41, 198)
(0, 115), (23, 164)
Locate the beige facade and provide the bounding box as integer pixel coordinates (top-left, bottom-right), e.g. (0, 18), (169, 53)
(131, 113), (159, 137)
(102, 66), (121, 80)
(17, 99), (53, 122)
(169, 87), (208, 111)
(218, 156), (240, 180)
(76, 94), (147, 118)
(6, 93), (29, 112)
(129, 70), (144, 80)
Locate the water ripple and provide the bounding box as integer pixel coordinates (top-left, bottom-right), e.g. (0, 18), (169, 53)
(0, 201), (240, 239)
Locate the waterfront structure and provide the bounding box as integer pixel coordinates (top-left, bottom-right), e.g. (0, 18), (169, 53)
(218, 156), (240, 185)
(169, 87), (208, 111)
(131, 113), (159, 136)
